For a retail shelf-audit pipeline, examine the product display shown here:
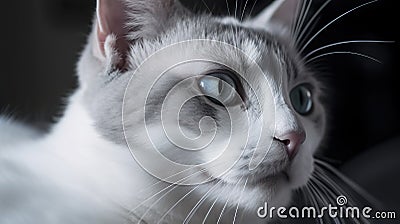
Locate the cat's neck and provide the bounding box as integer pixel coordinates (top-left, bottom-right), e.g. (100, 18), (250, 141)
(47, 89), (184, 221)
(51, 90), (100, 144)
(43, 88), (143, 201)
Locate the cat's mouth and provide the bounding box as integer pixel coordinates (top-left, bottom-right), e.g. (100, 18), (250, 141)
(203, 142), (294, 187)
(211, 169), (289, 188)
(243, 143), (293, 185)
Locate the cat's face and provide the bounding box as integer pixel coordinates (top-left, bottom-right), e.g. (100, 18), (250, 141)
(79, 0), (326, 208)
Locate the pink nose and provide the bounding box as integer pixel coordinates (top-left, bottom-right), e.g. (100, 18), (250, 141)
(275, 131), (306, 160)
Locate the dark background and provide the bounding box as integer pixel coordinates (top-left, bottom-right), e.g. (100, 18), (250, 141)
(0, 0), (398, 213)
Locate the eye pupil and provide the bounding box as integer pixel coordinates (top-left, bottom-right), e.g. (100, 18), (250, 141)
(218, 79), (223, 94)
(290, 84), (313, 115)
(298, 91), (304, 105)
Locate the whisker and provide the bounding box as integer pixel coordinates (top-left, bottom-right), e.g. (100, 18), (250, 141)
(305, 40), (393, 59)
(136, 165), (201, 195)
(200, 166), (248, 224)
(296, 0), (333, 47)
(312, 176), (342, 206)
(305, 51), (382, 65)
(313, 173), (363, 224)
(313, 175), (366, 224)
(312, 173), (343, 204)
(314, 171), (341, 193)
(300, 0), (314, 35)
(247, 0), (259, 18)
(133, 167), (210, 221)
(232, 177), (249, 224)
(234, 0), (238, 19)
(315, 167), (375, 212)
(313, 165), (373, 224)
(309, 179), (329, 206)
(182, 162), (252, 224)
(292, 0), (307, 40)
(309, 179), (342, 224)
(315, 159), (380, 206)
(216, 174), (245, 224)
(308, 180), (330, 223)
(201, 181), (232, 224)
(135, 159), (246, 223)
(240, 0), (250, 22)
(109, 202), (144, 224)
(157, 175), (215, 224)
(314, 168), (362, 209)
(225, 0), (231, 17)
(201, 0), (213, 15)
(304, 183), (324, 224)
(182, 178), (225, 224)
(299, 0), (379, 54)
(314, 167), (350, 196)
(294, 0), (313, 42)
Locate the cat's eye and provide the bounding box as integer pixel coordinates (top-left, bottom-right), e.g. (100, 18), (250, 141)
(198, 71), (241, 107)
(290, 84), (313, 115)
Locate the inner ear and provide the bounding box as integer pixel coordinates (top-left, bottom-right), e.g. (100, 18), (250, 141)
(95, 0), (129, 68)
(94, 0), (183, 70)
(250, 0), (300, 29)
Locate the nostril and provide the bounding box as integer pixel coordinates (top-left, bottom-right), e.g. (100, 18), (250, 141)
(274, 131), (306, 160)
(273, 137), (290, 146)
(281, 139), (290, 146)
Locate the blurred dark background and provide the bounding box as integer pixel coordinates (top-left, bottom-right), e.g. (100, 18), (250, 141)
(0, 0), (398, 214)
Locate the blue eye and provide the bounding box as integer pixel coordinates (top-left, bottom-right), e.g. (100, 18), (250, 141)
(198, 72), (240, 106)
(290, 84), (313, 115)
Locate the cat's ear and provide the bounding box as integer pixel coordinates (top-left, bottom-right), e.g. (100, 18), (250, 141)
(93, 0), (181, 69)
(250, 0), (300, 29)
(94, 0), (129, 68)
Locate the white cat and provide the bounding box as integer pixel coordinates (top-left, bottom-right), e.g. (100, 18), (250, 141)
(1, 0), (371, 223)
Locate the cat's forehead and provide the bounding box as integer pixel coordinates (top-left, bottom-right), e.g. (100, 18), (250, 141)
(127, 15), (299, 82)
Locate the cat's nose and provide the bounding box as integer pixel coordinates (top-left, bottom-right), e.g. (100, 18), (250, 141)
(275, 131), (306, 160)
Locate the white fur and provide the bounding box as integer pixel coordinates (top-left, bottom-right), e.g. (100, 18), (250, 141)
(0, 117), (40, 147)
(0, 0), (327, 223)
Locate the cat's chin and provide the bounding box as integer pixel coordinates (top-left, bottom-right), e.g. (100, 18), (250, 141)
(203, 171), (293, 212)
(231, 175), (293, 211)
(207, 152), (313, 210)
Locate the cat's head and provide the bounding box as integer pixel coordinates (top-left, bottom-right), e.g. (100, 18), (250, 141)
(77, 0), (326, 208)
